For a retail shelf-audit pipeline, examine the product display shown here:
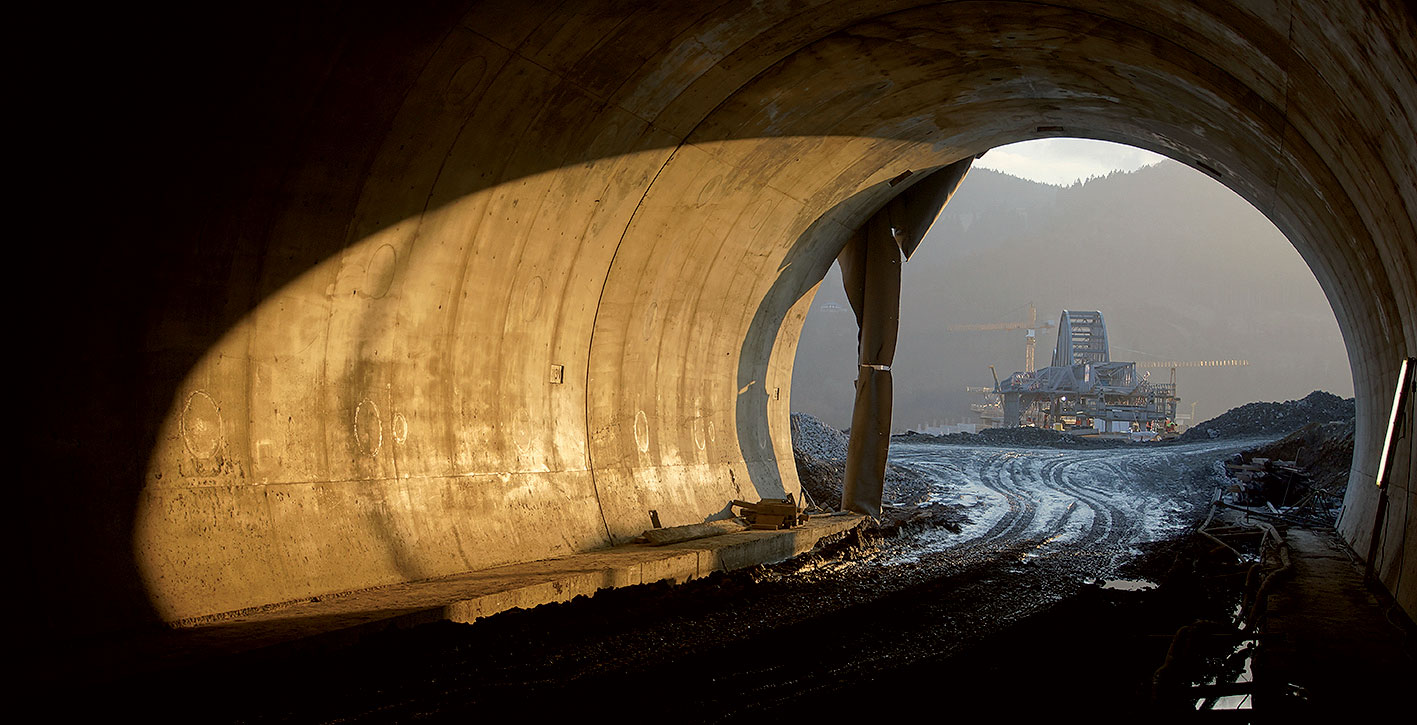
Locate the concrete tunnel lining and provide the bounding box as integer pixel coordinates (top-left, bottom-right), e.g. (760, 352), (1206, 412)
(24, 1), (1415, 635)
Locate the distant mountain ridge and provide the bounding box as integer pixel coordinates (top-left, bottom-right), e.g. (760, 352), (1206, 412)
(791, 162), (1352, 431)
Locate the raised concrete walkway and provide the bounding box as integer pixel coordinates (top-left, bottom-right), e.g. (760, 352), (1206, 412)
(1258, 527), (1416, 711)
(68, 513), (865, 682)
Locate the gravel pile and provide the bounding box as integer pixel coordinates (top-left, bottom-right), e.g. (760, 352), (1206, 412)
(789, 413), (850, 509)
(789, 413), (936, 513)
(1176, 390), (1354, 443)
(790, 412), (850, 460)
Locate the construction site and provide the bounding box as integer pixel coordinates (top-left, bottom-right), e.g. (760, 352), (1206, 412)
(957, 306), (1248, 439)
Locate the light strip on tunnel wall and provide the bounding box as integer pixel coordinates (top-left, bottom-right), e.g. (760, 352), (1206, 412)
(1366, 356), (1415, 580)
(1375, 357), (1415, 490)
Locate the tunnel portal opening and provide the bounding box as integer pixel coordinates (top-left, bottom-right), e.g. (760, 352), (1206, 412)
(788, 137), (1355, 560)
(792, 138), (1353, 442)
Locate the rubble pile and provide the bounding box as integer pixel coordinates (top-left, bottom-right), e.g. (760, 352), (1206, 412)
(789, 413), (850, 509)
(790, 413), (850, 509)
(789, 413), (935, 513)
(789, 412), (850, 460)
(1243, 419), (1355, 489)
(1233, 418), (1355, 521)
(1176, 390), (1353, 443)
(1210, 394), (1355, 523)
(1219, 454), (1312, 509)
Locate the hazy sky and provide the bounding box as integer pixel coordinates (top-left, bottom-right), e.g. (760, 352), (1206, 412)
(975, 138), (1169, 186)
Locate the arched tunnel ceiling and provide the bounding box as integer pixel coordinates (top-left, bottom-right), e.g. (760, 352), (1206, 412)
(26, 1), (1415, 632)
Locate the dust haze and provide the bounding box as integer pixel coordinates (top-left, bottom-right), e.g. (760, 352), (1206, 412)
(791, 160), (1352, 431)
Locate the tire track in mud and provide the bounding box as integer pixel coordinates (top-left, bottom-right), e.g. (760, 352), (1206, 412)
(883, 441), (1238, 579)
(1039, 456), (1111, 550)
(907, 450), (1043, 573)
(1048, 454), (1150, 556)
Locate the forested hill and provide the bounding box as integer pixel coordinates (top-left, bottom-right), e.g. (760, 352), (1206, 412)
(791, 162), (1352, 432)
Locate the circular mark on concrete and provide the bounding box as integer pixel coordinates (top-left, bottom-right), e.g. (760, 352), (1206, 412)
(692, 418), (707, 450)
(447, 55), (488, 105)
(521, 275), (544, 321)
(512, 408), (535, 457)
(364, 244), (397, 299)
(392, 412), (408, 445)
(634, 410), (650, 453)
(707, 420), (716, 443)
(642, 300), (658, 341)
(697, 175), (722, 204)
(355, 398), (383, 457)
(180, 391), (223, 459)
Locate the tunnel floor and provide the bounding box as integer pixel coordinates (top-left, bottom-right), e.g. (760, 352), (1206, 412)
(185, 537), (1224, 720)
(107, 523), (1411, 721)
(82, 437), (1417, 721)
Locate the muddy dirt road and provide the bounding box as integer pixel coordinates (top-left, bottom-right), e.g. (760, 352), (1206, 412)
(878, 439), (1255, 574)
(143, 438), (1263, 722)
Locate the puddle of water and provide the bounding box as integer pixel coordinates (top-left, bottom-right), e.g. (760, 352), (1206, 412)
(1196, 640), (1256, 711)
(1094, 578), (1157, 591)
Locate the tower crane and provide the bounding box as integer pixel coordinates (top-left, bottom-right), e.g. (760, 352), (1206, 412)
(947, 302), (1056, 372)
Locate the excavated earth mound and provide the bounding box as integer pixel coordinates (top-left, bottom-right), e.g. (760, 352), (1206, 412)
(790, 412), (851, 509)
(789, 413), (946, 521)
(790, 412), (851, 461)
(1176, 391), (1354, 443)
(895, 426), (1137, 449)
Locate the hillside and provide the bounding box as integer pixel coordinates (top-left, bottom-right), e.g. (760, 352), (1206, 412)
(791, 161), (1352, 430)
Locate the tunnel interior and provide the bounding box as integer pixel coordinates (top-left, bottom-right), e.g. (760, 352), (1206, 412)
(28, 1), (1415, 638)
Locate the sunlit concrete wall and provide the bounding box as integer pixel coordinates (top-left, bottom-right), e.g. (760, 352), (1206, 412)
(27, 0), (1415, 632)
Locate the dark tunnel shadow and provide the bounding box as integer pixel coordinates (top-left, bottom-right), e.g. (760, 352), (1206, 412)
(23, 1), (1408, 648)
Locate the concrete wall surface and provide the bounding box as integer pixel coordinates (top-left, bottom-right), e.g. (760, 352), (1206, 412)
(23, 1), (1415, 635)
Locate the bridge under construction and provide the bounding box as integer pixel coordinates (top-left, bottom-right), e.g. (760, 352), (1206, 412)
(997, 310), (1178, 434)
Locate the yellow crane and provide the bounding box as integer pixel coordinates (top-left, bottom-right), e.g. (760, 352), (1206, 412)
(1134, 360), (1251, 369)
(947, 302), (1055, 372)
(1135, 359), (1250, 389)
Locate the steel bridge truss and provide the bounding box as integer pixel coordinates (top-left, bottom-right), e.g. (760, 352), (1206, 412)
(997, 310), (1178, 431)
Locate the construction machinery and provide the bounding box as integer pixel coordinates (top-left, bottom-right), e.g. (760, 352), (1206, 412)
(1135, 360), (1251, 369)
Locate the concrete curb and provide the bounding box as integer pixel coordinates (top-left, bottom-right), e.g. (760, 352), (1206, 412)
(63, 513), (866, 682)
